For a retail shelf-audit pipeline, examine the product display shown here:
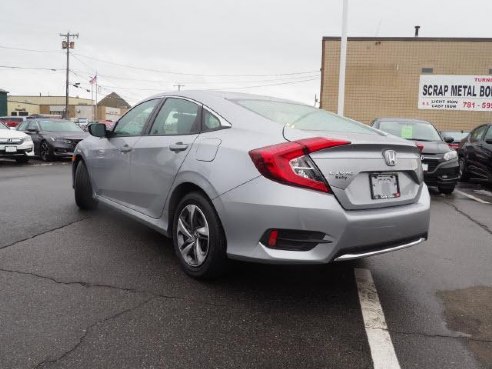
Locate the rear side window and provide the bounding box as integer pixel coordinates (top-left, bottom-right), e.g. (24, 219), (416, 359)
(202, 110), (221, 132)
(149, 98), (200, 136)
(233, 99), (376, 134)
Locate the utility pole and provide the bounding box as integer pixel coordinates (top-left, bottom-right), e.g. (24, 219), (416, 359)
(60, 32), (79, 119)
(337, 0), (348, 116)
(174, 84), (185, 91)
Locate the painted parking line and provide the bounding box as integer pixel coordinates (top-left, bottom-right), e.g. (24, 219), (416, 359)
(355, 268), (401, 369)
(455, 189), (491, 204)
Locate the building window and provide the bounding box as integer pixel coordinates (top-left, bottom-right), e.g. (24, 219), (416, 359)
(10, 112), (18, 116)
(489, 68), (492, 75)
(421, 67), (433, 74)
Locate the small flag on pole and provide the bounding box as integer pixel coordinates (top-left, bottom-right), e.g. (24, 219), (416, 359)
(89, 75), (97, 85)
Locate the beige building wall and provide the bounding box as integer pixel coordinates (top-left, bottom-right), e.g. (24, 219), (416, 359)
(7, 100), (40, 116)
(8, 96), (93, 106)
(320, 37), (492, 131)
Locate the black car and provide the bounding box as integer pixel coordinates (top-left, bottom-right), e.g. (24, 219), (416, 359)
(17, 119), (88, 161)
(372, 118), (460, 194)
(458, 123), (492, 184)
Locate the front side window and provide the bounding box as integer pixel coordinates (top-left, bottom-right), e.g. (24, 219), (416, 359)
(27, 121), (39, 131)
(149, 98), (200, 136)
(484, 126), (492, 141)
(113, 99), (159, 137)
(471, 126), (487, 142)
(233, 99), (376, 135)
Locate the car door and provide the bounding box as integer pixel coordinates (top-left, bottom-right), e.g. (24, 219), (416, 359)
(23, 121), (42, 154)
(466, 125), (487, 177)
(85, 99), (160, 205)
(128, 97), (202, 218)
(476, 125), (492, 180)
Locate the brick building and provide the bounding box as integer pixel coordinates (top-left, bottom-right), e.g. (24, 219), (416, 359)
(320, 37), (492, 131)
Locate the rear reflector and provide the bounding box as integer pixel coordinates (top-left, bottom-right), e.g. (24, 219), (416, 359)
(249, 137), (350, 193)
(267, 230), (279, 246)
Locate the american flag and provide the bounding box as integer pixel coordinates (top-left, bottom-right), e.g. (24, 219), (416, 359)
(89, 75), (97, 85)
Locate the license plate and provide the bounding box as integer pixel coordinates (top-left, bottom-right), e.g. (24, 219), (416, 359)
(5, 146), (17, 153)
(370, 173), (400, 200)
(422, 163), (428, 171)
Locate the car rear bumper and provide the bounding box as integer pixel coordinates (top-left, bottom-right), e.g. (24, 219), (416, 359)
(213, 176), (430, 264)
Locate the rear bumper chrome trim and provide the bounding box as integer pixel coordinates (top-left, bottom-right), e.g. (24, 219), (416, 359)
(334, 237), (425, 261)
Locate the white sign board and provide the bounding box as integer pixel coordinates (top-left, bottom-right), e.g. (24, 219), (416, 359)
(418, 75), (492, 111)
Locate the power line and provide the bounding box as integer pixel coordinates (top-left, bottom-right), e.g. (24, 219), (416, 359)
(71, 52), (318, 78)
(0, 65), (64, 71)
(0, 44), (61, 53)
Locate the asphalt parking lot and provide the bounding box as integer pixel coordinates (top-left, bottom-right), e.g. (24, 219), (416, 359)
(1, 159), (491, 369)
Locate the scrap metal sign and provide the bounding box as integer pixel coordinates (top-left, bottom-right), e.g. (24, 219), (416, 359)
(418, 75), (492, 111)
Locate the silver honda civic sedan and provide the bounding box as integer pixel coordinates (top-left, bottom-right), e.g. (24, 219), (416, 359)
(72, 91), (430, 278)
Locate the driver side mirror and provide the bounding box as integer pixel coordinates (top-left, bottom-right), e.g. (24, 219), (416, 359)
(485, 138), (492, 145)
(88, 123), (107, 138)
(443, 136), (454, 144)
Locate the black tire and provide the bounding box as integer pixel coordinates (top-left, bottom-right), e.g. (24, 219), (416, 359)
(438, 186), (455, 195)
(459, 157), (469, 182)
(15, 156), (29, 163)
(39, 140), (53, 162)
(172, 192), (228, 279)
(74, 161), (98, 210)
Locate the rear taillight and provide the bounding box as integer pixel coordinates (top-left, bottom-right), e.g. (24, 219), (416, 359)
(416, 143), (424, 153)
(249, 137), (350, 193)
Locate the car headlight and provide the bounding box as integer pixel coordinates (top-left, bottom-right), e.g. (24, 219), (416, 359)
(443, 150), (458, 161)
(49, 137), (71, 144)
(24, 136), (32, 142)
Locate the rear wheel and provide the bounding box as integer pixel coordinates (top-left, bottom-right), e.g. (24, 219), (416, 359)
(39, 141), (53, 162)
(459, 157), (469, 181)
(172, 192), (228, 279)
(15, 156), (29, 163)
(438, 186), (455, 195)
(74, 161), (98, 210)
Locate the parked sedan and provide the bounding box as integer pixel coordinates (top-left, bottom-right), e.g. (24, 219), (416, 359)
(17, 119), (88, 161)
(0, 121), (34, 163)
(372, 118), (459, 194)
(458, 123), (492, 184)
(73, 91), (430, 279)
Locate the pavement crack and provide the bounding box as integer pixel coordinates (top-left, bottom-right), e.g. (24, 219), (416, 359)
(0, 217), (91, 251)
(33, 296), (157, 369)
(444, 200), (492, 235)
(370, 326), (492, 343)
(0, 267), (227, 307)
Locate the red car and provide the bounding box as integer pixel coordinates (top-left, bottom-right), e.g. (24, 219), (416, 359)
(0, 116), (27, 128)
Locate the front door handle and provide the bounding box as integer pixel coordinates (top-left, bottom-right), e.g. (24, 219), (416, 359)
(169, 142), (189, 152)
(119, 145), (132, 153)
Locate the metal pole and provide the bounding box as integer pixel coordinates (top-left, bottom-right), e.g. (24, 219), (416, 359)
(95, 73), (98, 121)
(65, 34), (70, 119)
(337, 0), (349, 116)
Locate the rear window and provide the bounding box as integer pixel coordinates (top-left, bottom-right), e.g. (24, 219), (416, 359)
(233, 99), (377, 134)
(378, 120), (441, 141)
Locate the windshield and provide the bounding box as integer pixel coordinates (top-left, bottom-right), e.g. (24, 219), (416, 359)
(234, 99), (377, 135)
(38, 120), (83, 132)
(0, 122), (7, 130)
(378, 120), (442, 141)
(442, 131), (468, 141)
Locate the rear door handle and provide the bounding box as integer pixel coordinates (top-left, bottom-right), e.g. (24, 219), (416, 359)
(119, 145), (132, 153)
(169, 142), (189, 152)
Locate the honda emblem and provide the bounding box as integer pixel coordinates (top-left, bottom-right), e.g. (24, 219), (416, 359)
(383, 150), (397, 166)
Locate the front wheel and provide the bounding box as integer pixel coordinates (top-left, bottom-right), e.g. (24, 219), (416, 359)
(39, 141), (53, 162)
(74, 161), (98, 210)
(459, 157), (469, 181)
(172, 192), (228, 279)
(439, 186), (455, 195)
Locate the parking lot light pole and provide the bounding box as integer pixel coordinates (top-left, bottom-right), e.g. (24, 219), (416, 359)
(337, 0), (348, 116)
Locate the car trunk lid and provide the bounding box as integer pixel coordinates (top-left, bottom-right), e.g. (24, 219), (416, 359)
(283, 127), (424, 210)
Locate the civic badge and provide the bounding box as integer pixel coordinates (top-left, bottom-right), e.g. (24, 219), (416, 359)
(383, 150), (397, 166)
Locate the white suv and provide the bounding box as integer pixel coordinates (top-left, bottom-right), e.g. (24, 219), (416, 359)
(0, 122), (34, 163)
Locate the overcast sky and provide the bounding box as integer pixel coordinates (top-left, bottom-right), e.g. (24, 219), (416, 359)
(1, 0), (491, 106)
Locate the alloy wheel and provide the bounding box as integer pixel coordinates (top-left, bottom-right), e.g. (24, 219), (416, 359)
(40, 142), (49, 161)
(176, 204), (210, 267)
